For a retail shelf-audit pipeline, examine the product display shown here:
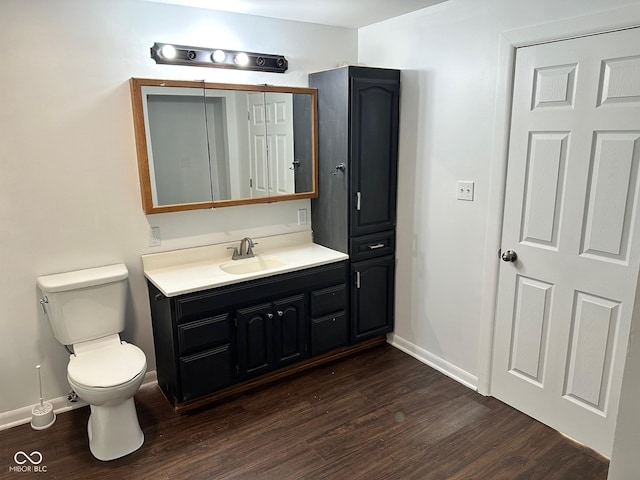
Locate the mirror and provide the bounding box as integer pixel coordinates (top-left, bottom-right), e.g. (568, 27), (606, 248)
(130, 78), (318, 214)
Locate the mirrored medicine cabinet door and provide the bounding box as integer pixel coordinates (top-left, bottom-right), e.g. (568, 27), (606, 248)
(130, 78), (318, 214)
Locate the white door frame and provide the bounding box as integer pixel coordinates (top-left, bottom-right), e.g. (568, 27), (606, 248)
(476, 4), (640, 396)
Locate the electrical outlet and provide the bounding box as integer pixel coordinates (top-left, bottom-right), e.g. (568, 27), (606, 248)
(297, 208), (308, 226)
(457, 181), (474, 201)
(149, 227), (161, 247)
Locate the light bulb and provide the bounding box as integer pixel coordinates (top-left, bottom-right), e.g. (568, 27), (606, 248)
(161, 45), (177, 59)
(212, 50), (226, 63)
(235, 52), (249, 66)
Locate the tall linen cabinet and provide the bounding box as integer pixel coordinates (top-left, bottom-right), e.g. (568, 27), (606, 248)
(309, 66), (400, 343)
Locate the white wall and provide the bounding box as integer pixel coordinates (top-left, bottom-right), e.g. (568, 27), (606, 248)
(358, 0), (640, 386)
(0, 0), (356, 417)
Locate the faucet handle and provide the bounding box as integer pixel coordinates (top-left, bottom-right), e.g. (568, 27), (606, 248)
(247, 241), (258, 255)
(226, 246), (239, 259)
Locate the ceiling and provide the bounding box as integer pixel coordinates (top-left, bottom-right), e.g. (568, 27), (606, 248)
(142, 0), (448, 28)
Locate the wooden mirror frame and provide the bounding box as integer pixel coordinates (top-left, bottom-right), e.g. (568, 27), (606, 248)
(130, 78), (318, 214)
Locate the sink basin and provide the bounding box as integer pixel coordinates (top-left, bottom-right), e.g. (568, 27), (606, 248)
(219, 255), (286, 275)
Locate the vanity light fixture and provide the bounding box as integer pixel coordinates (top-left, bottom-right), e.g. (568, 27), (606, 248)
(150, 42), (288, 73)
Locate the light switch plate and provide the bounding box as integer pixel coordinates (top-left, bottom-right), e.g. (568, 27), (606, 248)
(457, 181), (474, 201)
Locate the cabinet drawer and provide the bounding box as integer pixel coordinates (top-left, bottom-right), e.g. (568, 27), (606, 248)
(179, 345), (232, 402)
(311, 312), (348, 356)
(350, 231), (395, 261)
(177, 314), (230, 355)
(311, 284), (346, 317)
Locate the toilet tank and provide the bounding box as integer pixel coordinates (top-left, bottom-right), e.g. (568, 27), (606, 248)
(36, 264), (129, 346)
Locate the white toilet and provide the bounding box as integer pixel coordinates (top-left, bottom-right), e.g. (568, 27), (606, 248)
(36, 263), (147, 461)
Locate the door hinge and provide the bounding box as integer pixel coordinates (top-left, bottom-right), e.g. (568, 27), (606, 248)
(356, 191), (361, 211)
(234, 318), (238, 328)
(249, 178), (253, 188)
(355, 271), (361, 289)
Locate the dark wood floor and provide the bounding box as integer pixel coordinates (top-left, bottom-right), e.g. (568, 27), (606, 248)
(1, 345), (608, 479)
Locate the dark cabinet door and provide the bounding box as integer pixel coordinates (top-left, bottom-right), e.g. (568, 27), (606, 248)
(236, 303), (274, 379)
(272, 294), (307, 367)
(350, 75), (399, 237)
(351, 256), (395, 342)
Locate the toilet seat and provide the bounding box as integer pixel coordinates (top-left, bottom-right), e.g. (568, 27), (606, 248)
(68, 342), (146, 388)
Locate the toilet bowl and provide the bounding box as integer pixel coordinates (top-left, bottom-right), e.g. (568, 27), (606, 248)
(67, 334), (147, 461)
(36, 264), (147, 461)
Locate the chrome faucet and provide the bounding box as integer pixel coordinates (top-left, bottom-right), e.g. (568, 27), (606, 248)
(227, 237), (257, 260)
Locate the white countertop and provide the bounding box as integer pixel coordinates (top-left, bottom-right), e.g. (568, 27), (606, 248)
(141, 231), (349, 297)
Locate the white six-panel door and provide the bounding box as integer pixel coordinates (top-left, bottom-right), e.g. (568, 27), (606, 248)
(247, 92), (269, 198)
(247, 92), (295, 198)
(491, 27), (640, 456)
(264, 93), (295, 195)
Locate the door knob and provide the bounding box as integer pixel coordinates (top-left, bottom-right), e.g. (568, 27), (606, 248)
(289, 160), (300, 170)
(501, 249), (518, 262)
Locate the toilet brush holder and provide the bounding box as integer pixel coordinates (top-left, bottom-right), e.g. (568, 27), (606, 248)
(30, 365), (56, 430)
(31, 402), (56, 430)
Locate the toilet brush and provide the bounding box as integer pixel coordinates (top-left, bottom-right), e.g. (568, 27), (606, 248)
(30, 365), (56, 430)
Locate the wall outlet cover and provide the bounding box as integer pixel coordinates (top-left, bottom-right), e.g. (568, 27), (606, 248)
(457, 181), (475, 201)
(149, 226), (161, 247)
(298, 208), (308, 226)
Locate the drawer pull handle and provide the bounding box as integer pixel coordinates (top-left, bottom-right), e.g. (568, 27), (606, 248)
(368, 243), (385, 250)
(277, 310), (284, 317)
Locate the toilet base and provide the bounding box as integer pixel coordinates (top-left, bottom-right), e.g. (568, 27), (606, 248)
(87, 398), (144, 461)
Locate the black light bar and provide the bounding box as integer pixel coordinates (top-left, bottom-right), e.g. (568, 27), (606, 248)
(150, 42), (288, 73)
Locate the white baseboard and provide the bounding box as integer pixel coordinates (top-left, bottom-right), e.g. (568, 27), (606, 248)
(0, 370), (158, 432)
(388, 334), (479, 391)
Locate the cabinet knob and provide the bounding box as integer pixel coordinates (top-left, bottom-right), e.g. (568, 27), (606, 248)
(277, 310), (284, 317)
(332, 163), (346, 176)
(267, 313), (274, 319)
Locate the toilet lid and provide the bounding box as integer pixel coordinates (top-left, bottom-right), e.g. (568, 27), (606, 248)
(68, 343), (146, 388)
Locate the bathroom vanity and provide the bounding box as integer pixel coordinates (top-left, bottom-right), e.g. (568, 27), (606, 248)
(140, 67), (399, 411)
(143, 233), (384, 410)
